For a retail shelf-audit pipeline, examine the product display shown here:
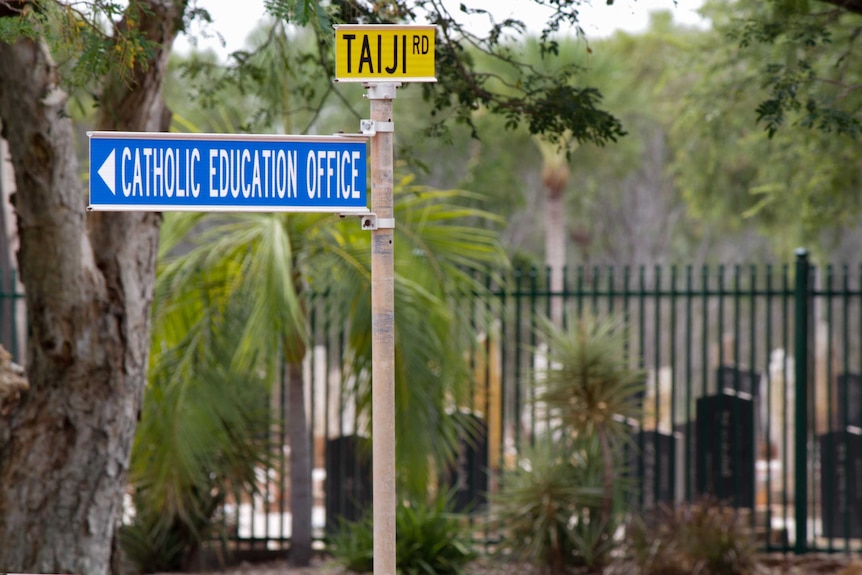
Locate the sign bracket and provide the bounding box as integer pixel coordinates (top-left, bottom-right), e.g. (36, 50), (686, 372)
(364, 82), (401, 100)
(360, 120), (394, 137)
(339, 212), (395, 231)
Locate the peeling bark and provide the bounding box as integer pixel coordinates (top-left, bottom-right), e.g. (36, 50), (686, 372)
(0, 344), (27, 423)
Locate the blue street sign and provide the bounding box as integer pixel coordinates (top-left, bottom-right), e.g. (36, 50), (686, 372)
(88, 132), (369, 212)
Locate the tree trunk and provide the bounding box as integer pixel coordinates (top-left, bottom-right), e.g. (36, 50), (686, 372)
(0, 2), (184, 573)
(596, 424), (614, 530)
(547, 500), (564, 575)
(287, 360), (313, 566)
(543, 166), (567, 327)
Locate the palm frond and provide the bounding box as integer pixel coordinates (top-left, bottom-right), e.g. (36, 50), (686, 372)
(535, 313), (646, 440)
(393, 184), (507, 290)
(131, 295), (271, 560)
(148, 168), (508, 502)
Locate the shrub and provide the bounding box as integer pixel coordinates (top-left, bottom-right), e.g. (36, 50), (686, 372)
(328, 493), (476, 575)
(497, 312), (644, 574)
(536, 313), (646, 530)
(396, 495), (477, 575)
(122, 301), (273, 573)
(328, 514), (375, 573)
(627, 500), (760, 575)
(491, 438), (610, 575)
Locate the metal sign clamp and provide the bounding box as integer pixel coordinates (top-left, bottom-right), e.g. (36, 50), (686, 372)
(339, 212), (395, 231)
(360, 119), (394, 137)
(331, 120), (394, 139)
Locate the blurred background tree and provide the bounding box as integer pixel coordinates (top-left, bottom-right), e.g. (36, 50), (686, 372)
(3, 1), (862, 573)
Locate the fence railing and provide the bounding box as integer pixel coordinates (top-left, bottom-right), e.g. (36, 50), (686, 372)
(0, 268), (25, 365)
(185, 251), (862, 554)
(4, 251), (860, 555)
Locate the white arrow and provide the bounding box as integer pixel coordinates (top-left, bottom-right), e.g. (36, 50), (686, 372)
(97, 149), (116, 195)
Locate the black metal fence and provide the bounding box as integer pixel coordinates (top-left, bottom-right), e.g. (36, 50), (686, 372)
(7, 252), (861, 555)
(0, 269), (24, 365)
(222, 249), (862, 554)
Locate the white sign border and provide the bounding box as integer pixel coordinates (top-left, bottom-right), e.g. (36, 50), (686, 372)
(87, 131), (370, 213)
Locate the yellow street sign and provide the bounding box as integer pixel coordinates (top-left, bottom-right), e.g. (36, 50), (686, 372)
(334, 25), (436, 83)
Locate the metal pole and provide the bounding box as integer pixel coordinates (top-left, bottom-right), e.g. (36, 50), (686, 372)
(366, 81), (399, 575)
(793, 247), (809, 553)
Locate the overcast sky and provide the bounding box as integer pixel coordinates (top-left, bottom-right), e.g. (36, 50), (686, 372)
(176, 0), (708, 58)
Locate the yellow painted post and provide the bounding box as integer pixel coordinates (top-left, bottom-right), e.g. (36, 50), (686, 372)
(367, 81), (399, 575)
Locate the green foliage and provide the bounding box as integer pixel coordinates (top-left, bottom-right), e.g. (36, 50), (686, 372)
(0, 0), (160, 90)
(536, 313), (646, 442)
(491, 439), (607, 574)
(174, 1), (625, 154)
(627, 501), (761, 575)
(125, 292), (272, 572)
(672, 0), (862, 254)
(395, 495), (478, 575)
(154, 172), (506, 500)
(490, 313), (645, 574)
(536, 311), (645, 529)
(120, 514), (191, 573)
(174, 20), (361, 135)
(328, 494), (477, 575)
(264, 0), (332, 30)
(726, 0), (862, 138)
(423, 1), (626, 147)
(327, 515), (375, 573)
(416, 24), (705, 265)
(0, 4), (40, 43)
(317, 179), (507, 495)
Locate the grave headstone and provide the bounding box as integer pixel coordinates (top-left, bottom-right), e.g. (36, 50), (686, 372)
(629, 430), (676, 508)
(695, 393), (756, 508)
(717, 365), (761, 398)
(819, 429), (862, 539)
(443, 411), (489, 512)
(325, 434), (372, 533)
(835, 373), (862, 430)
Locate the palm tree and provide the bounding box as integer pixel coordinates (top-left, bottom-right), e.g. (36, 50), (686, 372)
(161, 24), (343, 564)
(125, 291), (271, 572)
(492, 438), (604, 575)
(536, 313), (645, 531)
(463, 34), (618, 316)
(535, 136), (572, 327)
(146, 176), (505, 565)
(154, 210), (330, 568)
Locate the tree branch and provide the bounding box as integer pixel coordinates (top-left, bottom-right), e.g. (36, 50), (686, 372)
(819, 0), (862, 16)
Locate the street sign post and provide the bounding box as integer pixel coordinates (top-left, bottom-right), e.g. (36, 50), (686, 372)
(334, 25), (436, 83)
(88, 132), (368, 213)
(366, 82), (398, 575)
(341, 22), (437, 575)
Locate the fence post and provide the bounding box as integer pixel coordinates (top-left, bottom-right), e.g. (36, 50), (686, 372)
(793, 248), (810, 554)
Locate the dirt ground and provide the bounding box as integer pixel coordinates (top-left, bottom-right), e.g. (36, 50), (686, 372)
(154, 553), (862, 575)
